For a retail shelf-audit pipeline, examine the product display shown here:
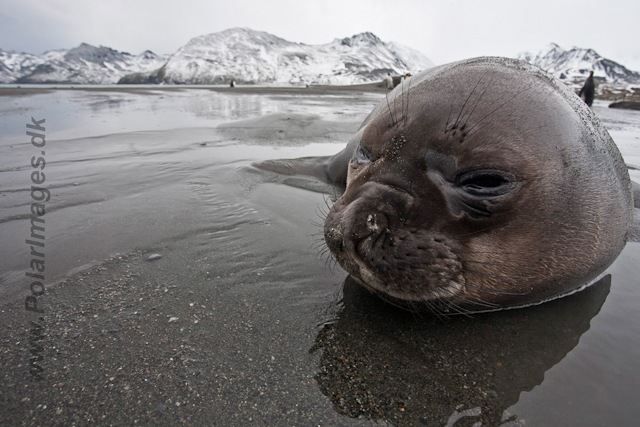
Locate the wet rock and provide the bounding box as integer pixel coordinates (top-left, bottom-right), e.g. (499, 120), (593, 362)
(146, 254), (162, 261)
(609, 101), (640, 110)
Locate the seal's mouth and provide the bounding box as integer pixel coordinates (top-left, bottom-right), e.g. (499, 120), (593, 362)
(324, 188), (465, 302)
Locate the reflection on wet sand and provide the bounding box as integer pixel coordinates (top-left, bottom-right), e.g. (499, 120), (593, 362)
(312, 275), (611, 426)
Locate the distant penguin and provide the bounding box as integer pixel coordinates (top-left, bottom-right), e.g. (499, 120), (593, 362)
(230, 80), (236, 88)
(385, 73), (393, 90)
(578, 71), (595, 107)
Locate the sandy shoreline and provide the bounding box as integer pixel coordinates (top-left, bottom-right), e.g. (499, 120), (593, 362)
(1, 89), (640, 426)
(0, 82), (388, 98)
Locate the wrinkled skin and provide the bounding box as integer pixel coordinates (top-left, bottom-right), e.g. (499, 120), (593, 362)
(259, 57), (634, 312)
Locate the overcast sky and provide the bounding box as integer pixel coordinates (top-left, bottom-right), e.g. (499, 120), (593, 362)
(2, 0), (640, 70)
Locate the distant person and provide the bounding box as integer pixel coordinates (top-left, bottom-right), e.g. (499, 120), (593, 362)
(386, 73), (393, 90)
(230, 80), (236, 88)
(578, 71), (595, 107)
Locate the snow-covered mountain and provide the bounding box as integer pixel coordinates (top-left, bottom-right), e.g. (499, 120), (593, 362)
(0, 44), (168, 84)
(0, 29), (433, 85)
(120, 28), (434, 85)
(517, 43), (640, 86)
(0, 50), (39, 83)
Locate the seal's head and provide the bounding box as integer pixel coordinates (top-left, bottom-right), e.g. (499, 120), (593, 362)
(324, 57), (632, 312)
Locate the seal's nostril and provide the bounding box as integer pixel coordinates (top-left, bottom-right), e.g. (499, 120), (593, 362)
(366, 213), (380, 232)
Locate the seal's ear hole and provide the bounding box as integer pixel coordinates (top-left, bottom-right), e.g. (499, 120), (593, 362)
(458, 171), (515, 196)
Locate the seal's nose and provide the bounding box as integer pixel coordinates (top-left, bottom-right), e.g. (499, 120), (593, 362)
(325, 209), (389, 256)
(366, 213), (378, 232)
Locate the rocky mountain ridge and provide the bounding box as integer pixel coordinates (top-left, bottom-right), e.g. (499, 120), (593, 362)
(517, 43), (640, 87)
(120, 28), (434, 85)
(4, 34), (639, 90)
(1, 29), (434, 85)
(0, 43), (167, 84)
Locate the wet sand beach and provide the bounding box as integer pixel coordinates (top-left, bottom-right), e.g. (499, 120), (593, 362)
(1, 86), (640, 426)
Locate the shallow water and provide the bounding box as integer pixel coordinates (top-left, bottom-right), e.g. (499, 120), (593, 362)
(0, 89), (639, 426)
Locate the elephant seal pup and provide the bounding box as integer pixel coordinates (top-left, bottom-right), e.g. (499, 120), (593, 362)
(261, 57), (634, 312)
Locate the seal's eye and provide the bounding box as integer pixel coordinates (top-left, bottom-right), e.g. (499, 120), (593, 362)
(458, 171), (515, 197)
(354, 144), (373, 165)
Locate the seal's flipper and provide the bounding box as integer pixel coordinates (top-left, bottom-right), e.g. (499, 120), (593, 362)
(256, 156), (332, 181)
(255, 143), (353, 187)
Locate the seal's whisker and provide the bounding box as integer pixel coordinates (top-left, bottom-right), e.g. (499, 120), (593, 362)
(398, 272), (456, 318)
(445, 103), (455, 131)
(315, 249), (330, 263)
(323, 254), (334, 272)
(310, 220), (324, 229)
(426, 300), (449, 319)
(399, 272), (428, 318)
(461, 268), (536, 280)
(443, 299), (474, 317)
(373, 291), (419, 313)
(316, 203), (328, 215)
(311, 238), (325, 246)
(462, 259), (538, 269)
(312, 242), (327, 252)
(449, 285), (501, 308)
(457, 295), (499, 310)
(331, 258), (341, 274)
(317, 240), (329, 252)
(456, 250), (540, 255)
(465, 87), (532, 135)
(315, 250), (334, 271)
(320, 254), (333, 267)
(385, 92), (397, 126)
(453, 71), (488, 128)
(464, 105), (519, 143)
(461, 73), (495, 130)
(323, 194), (334, 209)
(430, 279), (504, 302)
(316, 203), (329, 216)
(462, 279), (533, 296)
(399, 75), (405, 127)
(323, 252), (337, 272)
(404, 75), (414, 126)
